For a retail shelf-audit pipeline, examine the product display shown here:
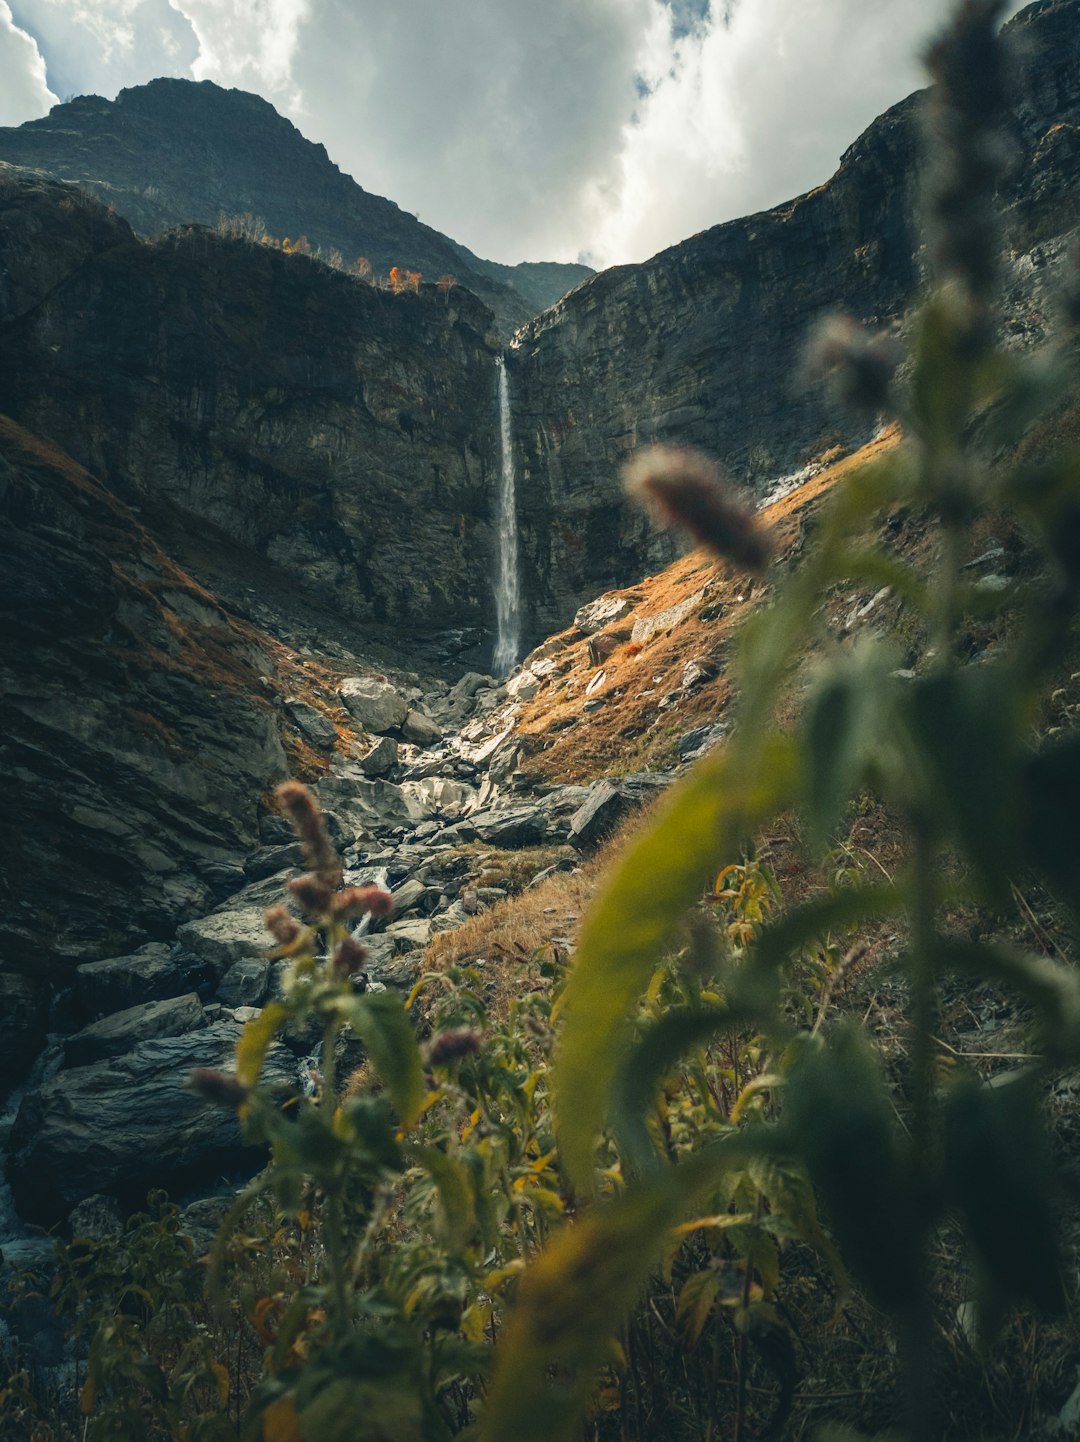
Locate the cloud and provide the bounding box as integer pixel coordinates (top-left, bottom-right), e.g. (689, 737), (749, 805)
(274, 0), (656, 264)
(169, 0), (310, 101)
(587, 0), (1033, 266)
(3, 0), (1037, 268)
(7, 0), (196, 101)
(0, 2), (58, 124)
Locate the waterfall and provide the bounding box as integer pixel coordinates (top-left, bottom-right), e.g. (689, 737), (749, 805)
(492, 354), (521, 677)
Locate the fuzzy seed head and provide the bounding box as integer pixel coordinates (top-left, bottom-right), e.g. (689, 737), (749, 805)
(624, 446), (772, 572)
(427, 1028), (482, 1067)
(332, 935), (368, 977)
(330, 886), (395, 921)
(286, 874), (334, 918)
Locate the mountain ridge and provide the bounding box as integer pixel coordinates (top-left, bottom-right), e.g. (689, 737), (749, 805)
(0, 76), (593, 336)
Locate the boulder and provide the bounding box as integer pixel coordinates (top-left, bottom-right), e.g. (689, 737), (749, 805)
(677, 722), (729, 764)
(7, 1019), (297, 1223)
(401, 710), (442, 746)
(384, 917), (433, 952)
(177, 902), (274, 973)
(64, 993), (208, 1068)
(467, 804), (549, 848)
(568, 774), (674, 851)
(216, 959), (271, 1008)
(283, 699), (338, 751)
(630, 591), (706, 645)
(390, 878), (437, 915)
(506, 670), (540, 701)
(574, 595), (634, 634)
(77, 943), (214, 1017)
(359, 735), (398, 777)
(244, 842), (305, 881)
(338, 677), (408, 734)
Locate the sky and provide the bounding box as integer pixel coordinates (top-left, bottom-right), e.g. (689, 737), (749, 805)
(0, 0), (1031, 269)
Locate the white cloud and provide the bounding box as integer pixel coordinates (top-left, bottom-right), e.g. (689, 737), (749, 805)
(0, 1), (58, 124)
(586, 0), (1033, 267)
(7, 0), (196, 101)
(3, 0), (1038, 267)
(168, 0), (310, 101)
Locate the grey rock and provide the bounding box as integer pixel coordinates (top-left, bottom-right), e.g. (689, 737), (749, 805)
(402, 709), (442, 746)
(359, 735), (399, 777)
(177, 903), (274, 973)
(384, 917), (433, 952)
(284, 699), (338, 750)
(0, 974), (49, 1102)
(574, 595), (634, 634)
(179, 1194), (233, 1257)
(569, 773), (673, 851)
(64, 993), (207, 1068)
(677, 723), (729, 764)
(338, 677), (408, 734)
(631, 591), (707, 645)
(7, 1019), (297, 1223)
(468, 805), (548, 848)
(77, 943), (214, 1016)
(244, 842), (304, 881)
(390, 878), (436, 916)
(216, 959), (271, 1008)
(66, 1194), (125, 1241)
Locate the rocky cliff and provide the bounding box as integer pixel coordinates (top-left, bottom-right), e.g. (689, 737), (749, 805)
(0, 166), (511, 647)
(507, 0), (1080, 634)
(0, 78), (592, 335)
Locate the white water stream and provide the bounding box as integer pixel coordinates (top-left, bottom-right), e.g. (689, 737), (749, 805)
(492, 355), (521, 678)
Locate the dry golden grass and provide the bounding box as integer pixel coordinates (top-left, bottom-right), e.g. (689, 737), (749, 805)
(512, 429), (903, 785)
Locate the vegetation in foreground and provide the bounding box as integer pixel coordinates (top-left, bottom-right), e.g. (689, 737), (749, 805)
(6, 2), (1080, 1439)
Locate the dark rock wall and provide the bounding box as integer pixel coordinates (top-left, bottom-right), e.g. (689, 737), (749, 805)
(0, 208), (506, 633)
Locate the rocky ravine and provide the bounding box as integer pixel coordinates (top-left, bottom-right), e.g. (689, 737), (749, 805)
(2, 652), (687, 1230)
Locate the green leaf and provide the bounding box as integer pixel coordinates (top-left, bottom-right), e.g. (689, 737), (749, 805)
(903, 666), (1021, 899)
(236, 1002), (288, 1088)
(340, 991), (426, 1129)
(480, 1140), (752, 1442)
(554, 736), (796, 1193)
(782, 1027), (918, 1312)
(803, 643), (900, 849)
(611, 1005), (742, 1178)
(675, 1270), (721, 1344)
(409, 1146), (476, 1255)
(944, 1073), (1065, 1315)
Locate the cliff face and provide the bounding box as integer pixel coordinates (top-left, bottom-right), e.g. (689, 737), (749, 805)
(0, 413), (289, 1078)
(0, 172), (509, 642)
(0, 79), (591, 335)
(507, 0), (1080, 634)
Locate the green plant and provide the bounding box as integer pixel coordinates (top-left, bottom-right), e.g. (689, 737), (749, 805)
(481, 5), (1080, 1440)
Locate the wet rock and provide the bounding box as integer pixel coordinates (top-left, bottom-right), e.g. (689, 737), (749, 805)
(339, 678), (408, 734)
(64, 993), (207, 1068)
(7, 1019), (297, 1224)
(0, 974), (49, 1102)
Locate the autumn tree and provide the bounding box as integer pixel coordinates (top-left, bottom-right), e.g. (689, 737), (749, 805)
(436, 273), (456, 302)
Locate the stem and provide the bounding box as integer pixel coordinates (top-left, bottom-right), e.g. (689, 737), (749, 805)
(320, 1018), (349, 1339)
(901, 824), (939, 1442)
